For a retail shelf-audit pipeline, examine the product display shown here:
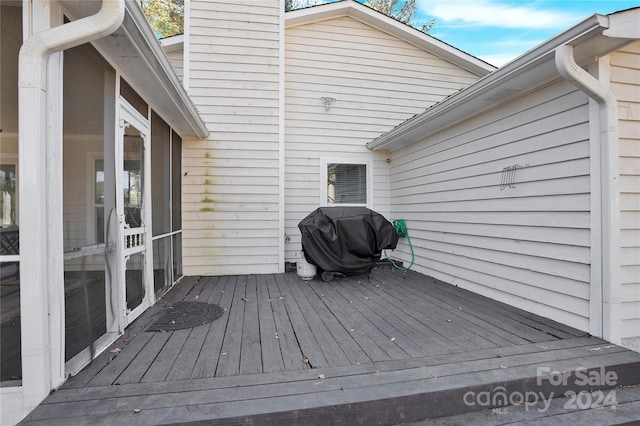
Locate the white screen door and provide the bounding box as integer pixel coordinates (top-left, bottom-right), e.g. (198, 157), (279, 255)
(117, 100), (153, 325)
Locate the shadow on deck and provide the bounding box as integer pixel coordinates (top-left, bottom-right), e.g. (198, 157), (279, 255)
(21, 269), (640, 425)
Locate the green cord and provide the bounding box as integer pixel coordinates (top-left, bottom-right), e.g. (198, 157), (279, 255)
(394, 218), (409, 237)
(385, 219), (414, 271)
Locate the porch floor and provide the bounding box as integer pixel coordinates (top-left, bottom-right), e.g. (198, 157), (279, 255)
(21, 268), (640, 425)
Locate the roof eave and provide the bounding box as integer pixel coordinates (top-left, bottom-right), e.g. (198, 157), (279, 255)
(285, 0), (495, 76)
(60, 0), (207, 139)
(367, 13), (616, 152)
(122, 3), (208, 138)
(159, 33), (184, 53)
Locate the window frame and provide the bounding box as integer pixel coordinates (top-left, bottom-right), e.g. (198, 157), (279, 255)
(320, 158), (373, 208)
(88, 154), (104, 246)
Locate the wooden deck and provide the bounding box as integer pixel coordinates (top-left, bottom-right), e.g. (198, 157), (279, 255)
(21, 268), (640, 425)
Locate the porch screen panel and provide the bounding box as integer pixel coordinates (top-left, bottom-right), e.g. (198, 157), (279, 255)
(120, 79), (148, 118)
(0, 3), (22, 383)
(0, 270), (20, 382)
(172, 132), (182, 281)
(63, 43), (114, 362)
(63, 255), (108, 361)
(125, 253), (146, 311)
(153, 236), (172, 297)
(151, 112), (173, 296)
(151, 112), (171, 236)
(172, 131), (182, 232)
(173, 233), (183, 281)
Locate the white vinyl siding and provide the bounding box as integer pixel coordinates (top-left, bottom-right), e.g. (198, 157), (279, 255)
(182, 1), (281, 275)
(166, 50), (183, 83)
(284, 16), (481, 262)
(611, 41), (640, 349)
(388, 80), (592, 331)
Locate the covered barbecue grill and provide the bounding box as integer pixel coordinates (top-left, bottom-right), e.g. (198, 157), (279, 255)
(298, 207), (399, 281)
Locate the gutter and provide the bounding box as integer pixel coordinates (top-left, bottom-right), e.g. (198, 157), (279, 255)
(18, 0), (125, 411)
(124, 3), (208, 138)
(367, 13), (609, 151)
(555, 44), (621, 344)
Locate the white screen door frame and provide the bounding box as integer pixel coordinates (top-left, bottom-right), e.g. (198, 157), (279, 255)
(116, 98), (154, 326)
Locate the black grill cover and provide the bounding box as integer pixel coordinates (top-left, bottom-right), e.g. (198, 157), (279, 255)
(298, 207), (399, 275)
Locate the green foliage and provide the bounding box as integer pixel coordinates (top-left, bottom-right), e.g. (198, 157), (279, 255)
(138, 0), (184, 38)
(285, 0), (299, 11)
(285, 0), (434, 33)
(140, 0), (434, 39)
(365, 0), (435, 32)
(285, 0), (325, 11)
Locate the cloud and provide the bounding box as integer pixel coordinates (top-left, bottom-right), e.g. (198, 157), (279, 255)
(490, 38), (547, 49)
(470, 35), (548, 67)
(479, 52), (521, 67)
(474, 37), (545, 67)
(421, 0), (578, 30)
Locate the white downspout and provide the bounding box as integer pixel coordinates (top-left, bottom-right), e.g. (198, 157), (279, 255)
(18, 0), (124, 414)
(278, 0), (286, 273)
(555, 44), (621, 344)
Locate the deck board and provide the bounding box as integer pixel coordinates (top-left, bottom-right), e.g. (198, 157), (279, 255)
(369, 274), (500, 350)
(86, 330), (154, 387)
(24, 345), (640, 425)
(141, 328), (190, 383)
(404, 273), (583, 338)
(216, 275), (244, 377)
(35, 345), (631, 416)
(164, 276), (199, 304)
(190, 276), (234, 378)
(427, 273), (586, 338)
(273, 274), (329, 368)
(164, 276), (225, 381)
(255, 274), (285, 373)
(380, 273), (524, 345)
(265, 274), (308, 371)
(26, 269), (640, 425)
(384, 272), (536, 347)
(293, 274), (372, 365)
(281, 273), (351, 367)
(40, 336), (610, 405)
(308, 279), (402, 361)
(396, 273), (542, 345)
(332, 281), (430, 357)
(198, 276), (220, 302)
(58, 268), (608, 389)
(116, 331), (172, 385)
(353, 277), (468, 354)
(239, 274), (262, 375)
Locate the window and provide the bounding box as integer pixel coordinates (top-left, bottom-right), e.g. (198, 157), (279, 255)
(93, 158), (141, 243)
(1, 2), (22, 383)
(94, 159), (105, 243)
(0, 162), (17, 228)
(321, 160), (371, 207)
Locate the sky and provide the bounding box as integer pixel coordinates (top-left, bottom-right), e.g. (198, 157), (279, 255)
(412, 0), (640, 67)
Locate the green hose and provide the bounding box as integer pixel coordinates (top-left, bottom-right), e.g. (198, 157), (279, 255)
(385, 219), (414, 271)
